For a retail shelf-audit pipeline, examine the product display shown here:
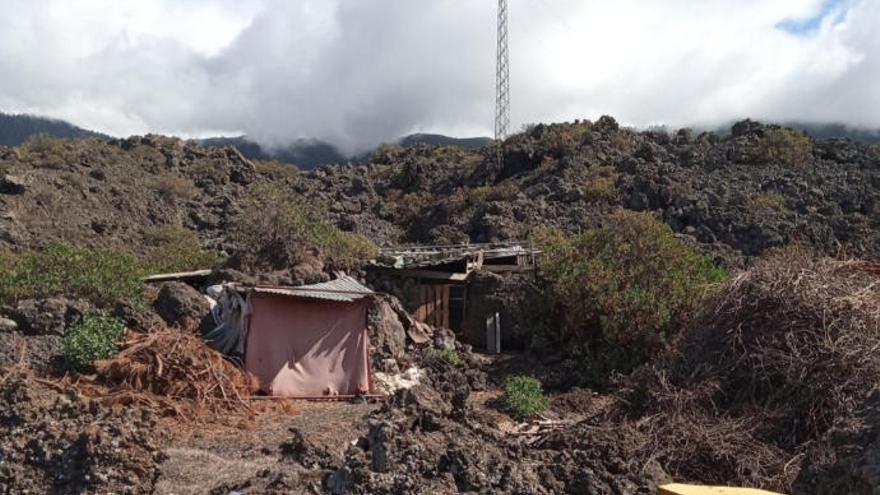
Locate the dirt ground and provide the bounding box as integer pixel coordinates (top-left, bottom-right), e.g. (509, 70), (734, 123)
(148, 374), (605, 494)
(153, 400), (380, 495)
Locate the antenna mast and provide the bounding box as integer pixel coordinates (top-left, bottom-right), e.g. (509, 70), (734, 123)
(495, 0), (510, 141)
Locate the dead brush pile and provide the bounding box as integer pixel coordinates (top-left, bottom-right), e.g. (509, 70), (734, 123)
(607, 248), (880, 491)
(91, 327), (258, 416)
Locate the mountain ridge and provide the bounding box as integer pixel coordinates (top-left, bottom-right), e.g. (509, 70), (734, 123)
(3, 111), (880, 168)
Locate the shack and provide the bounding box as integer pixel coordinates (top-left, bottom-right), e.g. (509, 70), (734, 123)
(367, 241), (539, 351)
(205, 276), (376, 398)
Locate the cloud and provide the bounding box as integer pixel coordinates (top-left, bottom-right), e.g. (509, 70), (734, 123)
(0, 0), (877, 152)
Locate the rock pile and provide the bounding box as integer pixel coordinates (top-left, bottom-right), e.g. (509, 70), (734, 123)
(0, 370), (163, 494)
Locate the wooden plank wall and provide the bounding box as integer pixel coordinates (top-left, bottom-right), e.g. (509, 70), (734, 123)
(414, 284), (450, 328)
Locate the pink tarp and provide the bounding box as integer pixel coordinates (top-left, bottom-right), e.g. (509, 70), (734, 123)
(244, 294), (371, 397)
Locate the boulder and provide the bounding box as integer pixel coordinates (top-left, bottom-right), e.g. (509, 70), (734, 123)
(291, 255), (326, 285)
(112, 300), (165, 332)
(367, 297), (407, 361)
(153, 282), (211, 330)
(0, 174), (27, 194)
(10, 298), (91, 336)
(0, 317), (18, 332)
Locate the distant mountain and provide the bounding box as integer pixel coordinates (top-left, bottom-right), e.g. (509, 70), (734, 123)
(785, 122), (880, 144)
(199, 133), (493, 170)
(704, 120), (880, 144)
(197, 136), (348, 169)
(398, 133), (492, 150)
(0, 112), (108, 146)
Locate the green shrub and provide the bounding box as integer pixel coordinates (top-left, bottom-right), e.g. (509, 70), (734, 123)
(532, 121), (592, 157)
(371, 143), (404, 164)
(386, 190), (432, 227)
(424, 348), (463, 367)
(431, 145), (467, 160)
(62, 315), (125, 372)
(531, 211), (727, 387)
(231, 182), (378, 270)
(582, 166), (620, 202)
(142, 225), (223, 273)
(501, 376), (549, 422)
(751, 128), (813, 168)
(0, 245), (145, 307)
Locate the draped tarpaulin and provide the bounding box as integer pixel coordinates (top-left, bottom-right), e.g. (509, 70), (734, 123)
(244, 293), (371, 397)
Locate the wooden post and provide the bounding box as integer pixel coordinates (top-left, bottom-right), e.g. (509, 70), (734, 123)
(442, 285), (450, 329)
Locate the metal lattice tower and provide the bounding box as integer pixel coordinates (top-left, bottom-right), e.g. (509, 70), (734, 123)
(494, 0), (510, 141)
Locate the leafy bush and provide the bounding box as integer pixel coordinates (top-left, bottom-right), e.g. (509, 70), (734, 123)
(231, 182), (378, 270)
(63, 315), (125, 372)
(430, 145), (468, 160)
(582, 166), (620, 202)
(21, 133), (66, 156)
(371, 143), (404, 164)
(149, 174), (198, 202)
(501, 375), (549, 422)
(531, 211), (727, 386)
(0, 245), (145, 307)
(386, 190), (432, 227)
(424, 348), (463, 367)
(142, 225), (223, 273)
(751, 128), (813, 168)
(511, 121), (592, 159)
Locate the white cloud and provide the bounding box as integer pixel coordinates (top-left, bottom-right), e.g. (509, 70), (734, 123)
(0, 0), (877, 152)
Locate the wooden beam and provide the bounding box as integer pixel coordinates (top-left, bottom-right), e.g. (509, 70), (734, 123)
(380, 268), (471, 282)
(481, 265), (534, 273)
(143, 269), (213, 282)
(442, 285), (450, 328)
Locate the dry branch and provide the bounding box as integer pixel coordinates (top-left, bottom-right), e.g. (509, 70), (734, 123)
(91, 327), (259, 417)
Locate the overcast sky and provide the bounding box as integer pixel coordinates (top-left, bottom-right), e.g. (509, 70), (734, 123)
(0, 0), (877, 152)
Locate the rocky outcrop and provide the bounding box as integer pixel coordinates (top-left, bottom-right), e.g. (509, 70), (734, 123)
(8, 298), (91, 336)
(296, 118), (880, 266)
(0, 371), (163, 494)
(153, 282), (211, 330)
(2, 118), (879, 270)
(0, 174), (26, 194)
(367, 297), (407, 364)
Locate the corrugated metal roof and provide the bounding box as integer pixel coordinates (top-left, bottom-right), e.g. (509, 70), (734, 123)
(373, 242), (537, 270)
(249, 275), (374, 302)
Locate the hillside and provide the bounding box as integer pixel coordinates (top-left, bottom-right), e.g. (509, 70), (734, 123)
(2, 117), (880, 266)
(198, 133), (492, 169)
(398, 133), (492, 150)
(2, 116), (880, 494)
(0, 112), (108, 146)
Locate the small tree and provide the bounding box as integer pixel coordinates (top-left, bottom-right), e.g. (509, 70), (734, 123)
(501, 376), (549, 422)
(424, 348), (463, 367)
(230, 182), (377, 271)
(531, 211), (727, 386)
(63, 316), (126, 372)
(142, 225), (223, 273)
(751, 128), (813, 168)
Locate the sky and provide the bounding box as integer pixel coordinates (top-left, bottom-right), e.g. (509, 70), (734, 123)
(0, 0), (877, 153)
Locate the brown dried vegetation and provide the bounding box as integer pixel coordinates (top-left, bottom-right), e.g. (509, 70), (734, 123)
(607, 247), (880, 491)
(91, 328), (259, 417)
